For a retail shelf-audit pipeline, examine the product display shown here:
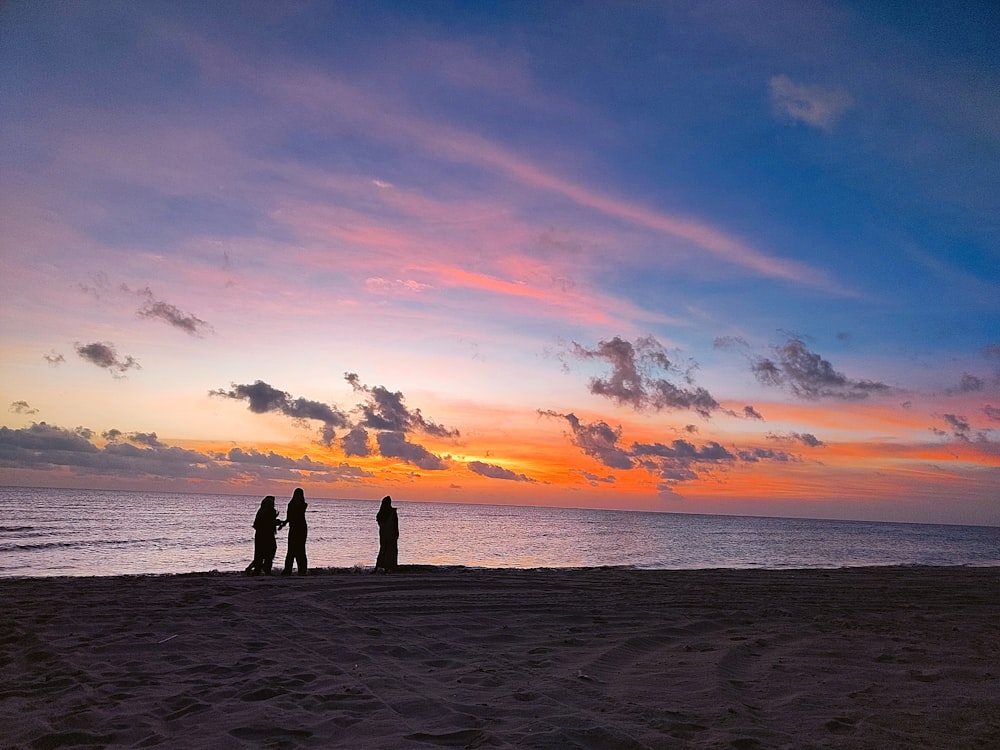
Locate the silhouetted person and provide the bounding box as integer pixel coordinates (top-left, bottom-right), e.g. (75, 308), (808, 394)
(375, 495), (399, 573)
(245, 496), (285, 576)
(282, 487), (308, 576)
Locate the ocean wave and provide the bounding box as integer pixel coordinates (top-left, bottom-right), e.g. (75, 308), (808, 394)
(0, 537), (171, 553)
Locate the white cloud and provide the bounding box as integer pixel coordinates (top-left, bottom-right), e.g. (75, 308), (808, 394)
(365, 277), (432, 294)
(769, 75), (853, 131)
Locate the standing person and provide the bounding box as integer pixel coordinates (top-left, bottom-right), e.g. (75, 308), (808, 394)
(375, 495), (399, 573)
(282, 487), (308, 576)
(245, 496), (284, 576)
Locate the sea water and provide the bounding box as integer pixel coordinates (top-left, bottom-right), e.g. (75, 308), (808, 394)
(0, 486), (997, 577)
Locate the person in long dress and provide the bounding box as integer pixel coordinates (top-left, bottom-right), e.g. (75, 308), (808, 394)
(281, 487), (308, 576)
(375, 495), (399, 573)
(245, 496), (284, 575)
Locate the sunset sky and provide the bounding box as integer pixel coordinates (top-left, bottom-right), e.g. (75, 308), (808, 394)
(1, 1), (998, 525)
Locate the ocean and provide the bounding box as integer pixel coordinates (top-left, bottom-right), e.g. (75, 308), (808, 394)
(1, 486), (997, 577)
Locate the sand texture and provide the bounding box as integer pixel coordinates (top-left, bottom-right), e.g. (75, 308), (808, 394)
(1, 566), (998, 749)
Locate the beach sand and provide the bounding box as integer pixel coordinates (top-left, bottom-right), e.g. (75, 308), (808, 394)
(1, 566), (997, 749)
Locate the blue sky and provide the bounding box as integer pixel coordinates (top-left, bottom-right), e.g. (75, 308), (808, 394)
(1, 1), (998, 524)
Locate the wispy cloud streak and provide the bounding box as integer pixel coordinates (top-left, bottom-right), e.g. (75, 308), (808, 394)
(183, 33), (847, 293)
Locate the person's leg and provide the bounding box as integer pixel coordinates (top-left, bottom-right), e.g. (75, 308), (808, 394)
(297, 531), (308, 574)
(263, 539), (276, 574)
(247, 536), (264, 574)
(284, 531), (302, 574)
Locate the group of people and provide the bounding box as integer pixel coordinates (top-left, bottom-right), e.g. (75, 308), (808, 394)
(245, 489), (399, 576)
(245, 487), (309, 576)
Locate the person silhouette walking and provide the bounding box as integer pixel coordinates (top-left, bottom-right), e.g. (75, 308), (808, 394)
(245, 496), (284, 575)
(375, 495), (399, 573)
(282, 487), (308, 576)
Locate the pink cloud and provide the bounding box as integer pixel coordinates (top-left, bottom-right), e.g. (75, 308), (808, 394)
(180, 32), (849, 294)
(417, 262), (679, 328)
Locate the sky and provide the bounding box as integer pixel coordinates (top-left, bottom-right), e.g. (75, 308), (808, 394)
(1, 1), (998, 526)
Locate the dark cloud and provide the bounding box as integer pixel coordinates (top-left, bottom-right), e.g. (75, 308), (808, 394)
(751, 336), (889, 400)
(630, 439), (735, 482)
(0, 422), (373, 484)
(541, 408), (810, 489)
(0, 422), (98, 455)
(736, 447), (796, 463)
(950, 373), (985, 394)
(376, 431), (448, 470)
(767, 431), (825, 447)
(651, 463), (698, 482)
(9, 401), (38, 415)
(632, 439), (734, 461)
(984, 405), (1000, 422)
(43, 352), (65, 366)
(80, 278), (212, 336)
(797, 433), (824, 448)
(346, 373), (459, 437)
(75, 342), (141, 377)
(468, 460), (534, 482)
(713, 336), (749, 351)
(942, 413), (973, 442)
(634, 439), (739, 482)
(212, 375), (456, 465)
(341, 426), (371, 457)
(78, 272), (115, 300)
(131, 432), (164, 448)
(210, 380), (349, 445)
(101, 429), (165, 448)
(0, 422), (212, 478)
(539, 410), (634, 469)
(743, 405), (764, 420)
(579, 470), (615, 485)
(214, 447), (374, 481)
(220, 447), (331, 472)
(572, 336), (721, 418)
(932, 413), (998, 446)
(656, 483), (684, 498)
(136, 287), (213, 337)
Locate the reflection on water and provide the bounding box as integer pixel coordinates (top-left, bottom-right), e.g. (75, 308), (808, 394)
(0, 487), (997, 577)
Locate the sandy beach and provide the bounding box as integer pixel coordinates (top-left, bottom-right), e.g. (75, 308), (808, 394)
(1, 566), (997, 749)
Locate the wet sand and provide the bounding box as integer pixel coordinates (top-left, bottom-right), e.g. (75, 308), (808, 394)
(1, 566), (997, 749)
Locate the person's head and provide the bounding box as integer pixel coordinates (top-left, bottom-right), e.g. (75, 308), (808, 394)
(261, 495), (275, 508)
(380, 495), (392, 509)
(292, 487), (305, 504)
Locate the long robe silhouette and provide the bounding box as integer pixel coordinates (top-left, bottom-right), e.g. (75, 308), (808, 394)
(375, 495), (399, 573)
(245, 496), (283, 575)
(282, 487), (308, 576)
